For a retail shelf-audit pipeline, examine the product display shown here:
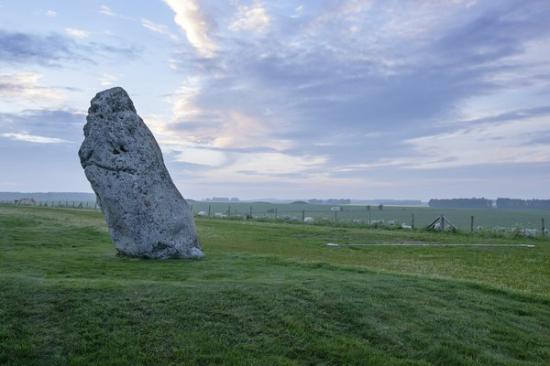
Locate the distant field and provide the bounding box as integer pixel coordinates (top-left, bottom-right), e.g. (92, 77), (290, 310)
(190, 201), (550, 232)
(3, 200), (549, 233)
(1, 206), (550, 365)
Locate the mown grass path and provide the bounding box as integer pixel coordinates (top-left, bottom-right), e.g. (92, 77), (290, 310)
(1, 206), (549, 365)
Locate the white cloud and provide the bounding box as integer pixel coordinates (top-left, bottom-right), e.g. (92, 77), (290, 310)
(1, 132), (70, 144)
(64, 27), (90, 39)
(169, 77), (204, 121)
(45, 10), (57, 17)
(163, 0), (217, 58)
(212, 111), (292, 151)
(229, 152), (324, 176)
(141, 18), (178, 41)
(229, 1), (270, 33)
(350, 115), (550, 171)
(291, 5), (303, 18)
(0, 72), (64, 103)
(175, 147), (227, 167)
(99, 5), (115, 16)
(99, 73), (119, 87)
(403, 116), (550, 169)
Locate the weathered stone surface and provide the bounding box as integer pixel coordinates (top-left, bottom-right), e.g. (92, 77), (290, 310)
(79, 87), (203, 259)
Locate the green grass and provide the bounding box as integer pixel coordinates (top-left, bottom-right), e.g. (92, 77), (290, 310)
(189, 201), (550, 232)
(1, 206), (550, 365)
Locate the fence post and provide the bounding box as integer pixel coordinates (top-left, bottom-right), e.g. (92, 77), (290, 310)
(302, 209), (305, 222)
(368, 210), (371, 225)
(249, 206), (253, 218)
(470, 216), (474, 233)
(542, 218), (546, 238)
(275, 208), (278, 219)
(411, 213), (415, 229)
(208, 204), (212, 217)
(227, 205), (231, 217)
(440, 215), (445, 231)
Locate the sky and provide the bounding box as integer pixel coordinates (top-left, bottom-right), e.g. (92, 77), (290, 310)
(1, 0), (550, 200)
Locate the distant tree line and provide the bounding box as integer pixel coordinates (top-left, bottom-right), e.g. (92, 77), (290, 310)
(205, 197), (240, 202)
(496, 198), (550, 209)
(429, 198), (550, 210)
(308, 199), (351, 205)
(428, 198), (493, 209)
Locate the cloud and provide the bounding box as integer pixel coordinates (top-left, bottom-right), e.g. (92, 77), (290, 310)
(229, 1), (270, 33)
(0, 29), (139, 66)
(163, 0), (217, 57)
(173, 1), (550, 150)
(0, 72), (65, 105)
(169, 77), (204, 121)
(99, 5), (115, 16)
(0, 30), (74, 65)
(45, 10), (57, 17)
(141, 18), (178, 41)
(64, 28), (90, 39)
(211, 111), (291, 151)
(174, 147), (227, 167)
(403, 113), (550, 169)
(0, 109), (84, 145)
(99, 73), (119, 87)
(1, 132), (70, 144)
(228, 152), (325, 176)
(340, 106), (550, 171)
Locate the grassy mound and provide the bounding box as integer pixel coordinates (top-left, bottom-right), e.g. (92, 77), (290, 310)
(1, 206), (549, 365)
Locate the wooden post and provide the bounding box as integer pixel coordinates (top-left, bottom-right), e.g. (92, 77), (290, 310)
(227, 205), (231, 217)
(302, 209), (305, 222)
(368, 208), (371, 225)
(542, 218), (546, 238)
(208, 204), (212, 217)
(249, 206), (253, 218)
(411, 213), (415, 229)
(470, 216), (474, 233)
(440, 215), (445, 231)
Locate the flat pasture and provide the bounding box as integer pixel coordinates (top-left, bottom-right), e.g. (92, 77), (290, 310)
(1, 206), (550, 365)
(191, 201), (550, 232)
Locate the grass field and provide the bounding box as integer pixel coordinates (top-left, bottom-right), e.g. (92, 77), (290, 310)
(1, 206), (550, 365)
(189, 202), (550, 233)
(6, 200), (550, 232)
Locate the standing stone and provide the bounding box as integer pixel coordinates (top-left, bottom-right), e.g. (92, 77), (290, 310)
(78, 87), (203, 259)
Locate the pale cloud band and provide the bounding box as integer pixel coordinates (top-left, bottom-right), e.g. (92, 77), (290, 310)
(163, 0), (217, 58)
(1, 132), (70, 144)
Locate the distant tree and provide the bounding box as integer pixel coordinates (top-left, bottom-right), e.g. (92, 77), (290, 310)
(378, 204), (383, 211)
(428, 198), (492, 209)
(496, 198), (550, 210)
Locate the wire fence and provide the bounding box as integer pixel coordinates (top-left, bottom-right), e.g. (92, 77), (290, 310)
(188, 202), (549, 237)
(2, 200), (548, 238)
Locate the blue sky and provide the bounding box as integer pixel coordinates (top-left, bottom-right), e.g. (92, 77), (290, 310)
(1, 0), (549, 200)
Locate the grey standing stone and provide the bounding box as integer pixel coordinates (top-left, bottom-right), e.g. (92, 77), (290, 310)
(79, 87), (203, 259)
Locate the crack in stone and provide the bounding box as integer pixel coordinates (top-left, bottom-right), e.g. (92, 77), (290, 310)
(83, 160), (136, 175)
